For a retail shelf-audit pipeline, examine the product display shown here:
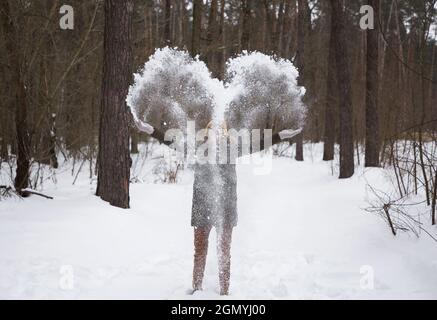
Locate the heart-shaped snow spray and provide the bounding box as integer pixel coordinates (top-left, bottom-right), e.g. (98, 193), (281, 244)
(126, 47), (306, 136)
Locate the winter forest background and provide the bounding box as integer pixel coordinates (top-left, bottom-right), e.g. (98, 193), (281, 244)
(1, 0), (437, 299)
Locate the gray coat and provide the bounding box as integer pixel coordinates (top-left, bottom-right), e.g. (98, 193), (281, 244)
(191, 163), (238, 228)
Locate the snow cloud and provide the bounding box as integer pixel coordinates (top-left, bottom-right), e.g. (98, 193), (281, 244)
(127, 48), (307, 136)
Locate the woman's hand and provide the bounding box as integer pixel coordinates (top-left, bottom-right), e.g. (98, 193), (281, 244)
(134, 120), (154, 135)
(278, 128), (302, 140)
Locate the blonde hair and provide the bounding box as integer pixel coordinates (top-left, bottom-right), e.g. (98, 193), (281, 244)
(205, 121), (228, 136)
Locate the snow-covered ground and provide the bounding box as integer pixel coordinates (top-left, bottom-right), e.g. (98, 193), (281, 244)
(1, 144), (436, 299)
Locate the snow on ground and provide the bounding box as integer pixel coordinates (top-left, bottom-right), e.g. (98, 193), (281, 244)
(0, 144), (437, 299)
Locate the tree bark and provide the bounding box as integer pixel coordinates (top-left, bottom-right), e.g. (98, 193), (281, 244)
(323, 7), (337, 161)
(96, 0), (133, 208)
(0, 136), (7, 161)
(240, 0), (252, 52)
(218, 0), (226, 80)
(296, 0), (306, 84)
(206, 0), (220, 78)
(163, 0), (171, 45)
(295, 0), (306, 161)
(130, 130), (139, 154)
(365, 0), (380, 167)
(1, 0), (31, 192)
(282, 0), (294, 58)
(329, 0), (354, 178)
(277, 0), (285, 54)
(432, 169), (437, 225)
(144, 0), (154, 57)
(191, 0), (202, 57)
(262, 0), (273, 52)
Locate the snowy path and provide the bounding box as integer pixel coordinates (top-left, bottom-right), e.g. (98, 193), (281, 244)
(1, 145), (437, 299)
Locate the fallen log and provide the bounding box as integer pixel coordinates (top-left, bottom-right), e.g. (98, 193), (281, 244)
(20, 189), (54, 199)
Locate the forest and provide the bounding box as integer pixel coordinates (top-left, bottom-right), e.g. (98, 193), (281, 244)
(0, 0), (437, 300)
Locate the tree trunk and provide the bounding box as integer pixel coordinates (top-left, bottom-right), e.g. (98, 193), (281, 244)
(191, 0), (202, 57)
(48, 111), (59, 168)
(206, 0), (220, 78)
(295, 0), (306, 161)
(96, 0), (133, 209)
(1, 0), (31, 192)
(144, 0), (154, 57)
(329, 0), (354, 178)
(0, 134), (7, 161)
(365, 0), (380, 167)
(218, 0), (226, 80)
(277, 0), (285, 54)
(282, 0), (294, 58)
(262, 0), (273, 52)
(432, 169), (437, 225)
(240, 0), (252, 52)
(296, 0), (306, 84)
(163, 0), (171, 45)
(130, 130), (139, 154)
(323, 6), (337, 161)
(40, 41), (59, 169)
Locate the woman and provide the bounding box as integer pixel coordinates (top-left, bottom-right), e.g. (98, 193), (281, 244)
(128, 49), (305, 295)
(135, 120), (301, 295)
(191, 122), (237, 295)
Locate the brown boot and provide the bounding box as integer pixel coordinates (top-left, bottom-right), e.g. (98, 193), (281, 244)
(192, 226), (211, 291)
(217, 226), (233, 295)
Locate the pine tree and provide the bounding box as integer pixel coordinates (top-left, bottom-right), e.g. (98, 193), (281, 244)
(365, 0), (380, 167)
(96, 0), (133, 208)
(1, 0), (31, 192)
(329, 0), (354, 178)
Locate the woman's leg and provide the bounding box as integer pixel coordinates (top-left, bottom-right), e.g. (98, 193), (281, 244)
(217, 225), (233, 295)
(192, 226), (211, 291)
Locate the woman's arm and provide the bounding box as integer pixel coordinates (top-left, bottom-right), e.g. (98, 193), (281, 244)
(247, 128), (302, 154)
(277, 128), (303, 141)
(133, 119), (173, 147)
(134, 115), (302, 159)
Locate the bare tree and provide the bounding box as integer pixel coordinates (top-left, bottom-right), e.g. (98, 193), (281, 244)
(1, 1), (30, 192)
(163, 0), (171, 45)
(329, 0), (354, 178)
(191, 0), (202, 57)
(323, 4), (337, 161)
(96, 0), (133, 208)
(294, 0), (306, 161)
(206, 0), (220, 77)
(277, 0), (285, 53)
(218, 0), (226, 79)
(281, 0), (294, 58)
(240, 0), (252, 51)
(365, 0), (380, 167)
